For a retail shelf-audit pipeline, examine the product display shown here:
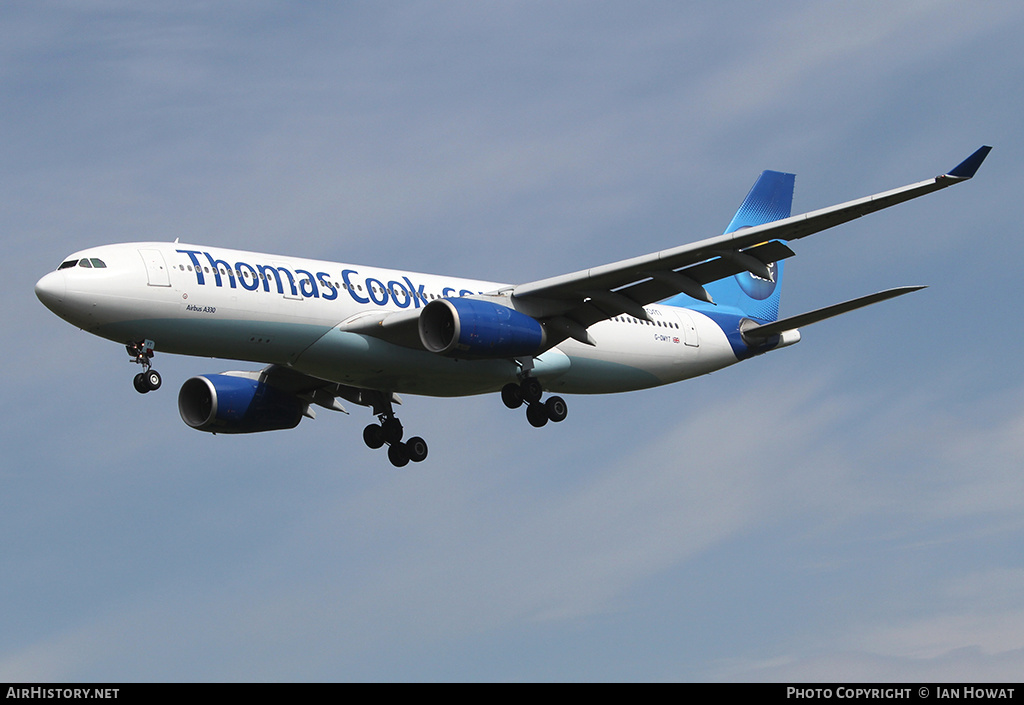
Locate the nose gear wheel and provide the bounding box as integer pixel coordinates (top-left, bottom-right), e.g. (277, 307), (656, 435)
(126, 340), (162, 393)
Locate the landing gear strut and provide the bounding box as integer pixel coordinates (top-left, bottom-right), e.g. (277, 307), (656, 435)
(127, 340), (161, 394)
(501, 376), (568, 428)
(361, 395), (428, 467)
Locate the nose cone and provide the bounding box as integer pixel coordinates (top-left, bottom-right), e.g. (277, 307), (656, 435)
(35, 271), (67, 313)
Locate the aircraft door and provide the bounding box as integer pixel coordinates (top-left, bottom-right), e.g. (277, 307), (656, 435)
(675, 310), (700, 347)
(139, 249), (171, 287)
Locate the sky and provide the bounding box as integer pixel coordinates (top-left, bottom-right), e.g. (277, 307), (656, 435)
(2, 0), (1023, 682)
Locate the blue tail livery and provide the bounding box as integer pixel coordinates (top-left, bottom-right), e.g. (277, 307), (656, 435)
(666, 169), (795, 323)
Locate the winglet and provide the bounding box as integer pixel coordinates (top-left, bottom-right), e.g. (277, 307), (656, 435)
(946, 145), (992, 179)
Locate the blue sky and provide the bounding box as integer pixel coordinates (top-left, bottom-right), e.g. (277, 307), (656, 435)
(3, 1), (1024, 681)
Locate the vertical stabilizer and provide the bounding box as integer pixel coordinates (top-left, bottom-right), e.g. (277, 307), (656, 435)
(666, 170), (795, 323)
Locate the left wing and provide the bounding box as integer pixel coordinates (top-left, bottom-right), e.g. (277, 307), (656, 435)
(229, 364), (403, 416)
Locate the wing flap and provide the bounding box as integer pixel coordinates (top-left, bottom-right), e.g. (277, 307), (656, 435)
(518, 240), (795, 328)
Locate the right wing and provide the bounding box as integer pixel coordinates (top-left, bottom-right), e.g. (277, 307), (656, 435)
(509, 146), (991, 335)
(341, 146), (990, 351)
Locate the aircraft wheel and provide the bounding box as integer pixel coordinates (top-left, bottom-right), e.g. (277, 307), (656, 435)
(145, 369), (162, 391)
(382, 417), (404, 444)
(526, 402), (549, 428)
(363, 423), (386, 449)
(521, 377), (543, 404)
(133, 373), (150, 394)
(388, 443), (410, 468)
(406, 436), (428, 463)
(545, 396), (568, 423)
(501, 382), (523, 409)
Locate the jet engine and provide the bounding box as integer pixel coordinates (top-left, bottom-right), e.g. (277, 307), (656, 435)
(178, 374), (304, 434)
(418, 298), (546, 358)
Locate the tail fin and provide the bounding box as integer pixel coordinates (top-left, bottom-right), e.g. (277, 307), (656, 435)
(668, 170), (795, 323)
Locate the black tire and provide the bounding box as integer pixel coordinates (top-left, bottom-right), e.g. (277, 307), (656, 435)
(388, 443), (410, 468)
(406, 436), (428, 463)
(521, 377), (543, 404)
(363, 423), (385, 449)
(382, 417), (404, 444)
(145, 369), (162, 391)
(133, 373), (150, 394)
(526, 402), (548, 428)
(501, 382), (523, 409)
(545, 396), (568, 423)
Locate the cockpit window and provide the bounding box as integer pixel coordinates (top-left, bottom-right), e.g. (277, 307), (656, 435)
(57, 257), (107, 270)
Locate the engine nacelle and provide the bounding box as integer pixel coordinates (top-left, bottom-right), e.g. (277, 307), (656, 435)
(418, 297), (546, 358)
(178, 374), (304, 434)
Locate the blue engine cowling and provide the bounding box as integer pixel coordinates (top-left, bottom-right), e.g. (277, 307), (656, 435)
(178, 374), (304, 434)
(418, 298), (546, 358)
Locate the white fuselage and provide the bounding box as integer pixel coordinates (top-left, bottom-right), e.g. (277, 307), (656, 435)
(35, 242), (743, 397)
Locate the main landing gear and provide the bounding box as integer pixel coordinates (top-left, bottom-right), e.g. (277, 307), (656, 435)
(501, 377), (567, 428)
(127, 340), (162, 394)
(361, 398), (428, 468)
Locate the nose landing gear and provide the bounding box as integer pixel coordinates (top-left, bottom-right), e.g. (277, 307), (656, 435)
(127, 340), (162, 394)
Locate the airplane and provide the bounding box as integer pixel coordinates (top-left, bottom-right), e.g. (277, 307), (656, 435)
(35, 146), (991, 466)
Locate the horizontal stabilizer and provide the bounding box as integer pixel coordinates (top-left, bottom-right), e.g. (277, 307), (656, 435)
(741, 285), (925, 341)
